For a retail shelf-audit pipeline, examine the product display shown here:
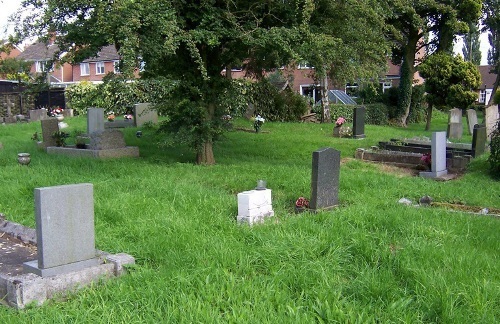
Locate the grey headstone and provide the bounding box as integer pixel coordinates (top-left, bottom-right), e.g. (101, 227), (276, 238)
(419, 131), (448, 178)
(23, 184), (99, 277)
(310, 147), (340, 210)
(484, 105), (499, 141)
(87, 108), (105, 135)
(466, 109), (478, 135)
(447, 108), (463, 139)
(40, 119), (59, 148)
(352, 106), (366, 138)
(29, 109), (48, 122)
(89, 129), (126, 150)
(134, 103), (158, 127)
(471, 124), (487, 158)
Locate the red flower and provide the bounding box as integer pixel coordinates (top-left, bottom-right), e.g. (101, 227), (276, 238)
(295, 197), (309, 208)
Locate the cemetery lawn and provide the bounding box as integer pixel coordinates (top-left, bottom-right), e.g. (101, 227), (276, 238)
(0, 113), (499, 323)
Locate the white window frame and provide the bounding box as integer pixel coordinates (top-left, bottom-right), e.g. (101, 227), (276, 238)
(380, 80), (393, 93)
(298, 61), (313, 69)
(345, 83), (359, 98)
(80, 62), (90, 76)
(479, 90), (486, 103)
(113, 60), (120, 73)
(300, 84), (320, 102)
(35, 61), (46, 73)
(96, 61), (105, 75)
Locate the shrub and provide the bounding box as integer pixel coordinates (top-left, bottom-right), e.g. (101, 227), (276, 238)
(331, 103), (389, 125)
(488, 119), (500, 179)
(381, 86), (399, 118)
(494, 89), (500, 105)
(65, 81), (102, 115)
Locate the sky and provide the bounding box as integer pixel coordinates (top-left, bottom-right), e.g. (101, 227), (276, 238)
(0, 0), (492, 65)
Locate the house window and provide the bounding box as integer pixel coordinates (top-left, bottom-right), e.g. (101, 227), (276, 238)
(380, 80), (393, 93)
(96, 62), (105, 75)
(479, 90), (486, 103)
(35, 61), (46, 73)
(80, 63), (90, 76)
(114, 60), (120, 73)
(298, 61), (313, 69)
(345, 83), (359, 98)
(300, 85), (320, 103)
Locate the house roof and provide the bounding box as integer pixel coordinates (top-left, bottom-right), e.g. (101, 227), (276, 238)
(82, 45), (119, 62)
(17, 42), (60, 61)
(478, 65), (497, 90)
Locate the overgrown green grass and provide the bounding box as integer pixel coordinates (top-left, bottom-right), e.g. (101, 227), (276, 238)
(0, 113), (498, 323)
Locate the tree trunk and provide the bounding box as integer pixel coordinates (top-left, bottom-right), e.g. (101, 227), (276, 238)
(396, 31), (419, 127)
(196, 140), (215, 165)
(320, 74), (331, 123)
(425, 102), (433, 131)
(196, 101), (216, 165)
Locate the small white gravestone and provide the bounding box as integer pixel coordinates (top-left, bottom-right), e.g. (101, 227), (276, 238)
(237, 189), (274, 224)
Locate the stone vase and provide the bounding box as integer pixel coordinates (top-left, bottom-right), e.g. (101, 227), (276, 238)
(333, 125), (342, 137)
(17, 153), (31, 166)
(56, 114), (64, 121)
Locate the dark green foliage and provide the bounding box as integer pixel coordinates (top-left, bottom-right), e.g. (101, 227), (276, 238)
(331, 104), (389, 125)
(494, 90), (500, 104)
(249, 80), (309, 122)
(407, 84), (427, 123)
(358, 82), (382, 104)
(488, 120), (500, 179)
(365, 104), (389, 125)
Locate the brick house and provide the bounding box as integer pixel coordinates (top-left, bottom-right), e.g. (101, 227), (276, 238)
(72, 45), (120, 82)
(477, 65), (497, 104)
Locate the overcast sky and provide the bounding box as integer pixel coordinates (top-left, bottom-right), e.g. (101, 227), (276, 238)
(0, 0), (492, 65)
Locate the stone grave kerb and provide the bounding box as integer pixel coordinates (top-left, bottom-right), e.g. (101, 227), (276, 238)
(310, 147), (341, 211)
(23, 183), (100, 277)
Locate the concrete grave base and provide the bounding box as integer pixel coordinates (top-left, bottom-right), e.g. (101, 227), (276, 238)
(23, 258), (101, 277)
(1, 252), (134, 309)
(419, 170), (448, 179)
(46, 146), (139, 159)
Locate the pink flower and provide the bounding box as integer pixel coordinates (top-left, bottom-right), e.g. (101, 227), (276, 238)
(335, 117), (346, 126)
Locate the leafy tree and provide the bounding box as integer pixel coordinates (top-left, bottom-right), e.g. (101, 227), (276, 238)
(388, 0), (482, 126)
(418, 53), (481, 130)
(482, 0), (500, 105)
(462, 23), (482, 65)
(0, 57), (31, 82)
(13, 0), (307, 164)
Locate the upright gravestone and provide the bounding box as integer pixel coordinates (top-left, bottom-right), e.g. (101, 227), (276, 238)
(87, 108), (105, 135)
(447, 108), (463, 139)
(466, 109), (478, 135)
(419, 131), (448, 179)
(29, 109), (48, 122)
(484, 105), (499, 141)
(23, 183), (99, 277)
(40, 119), (59, 148)
(471, 124), (487, 158)
(134, 103), (158, 127)
(352, 106), (366, 139)
(310, 147), (341, 211)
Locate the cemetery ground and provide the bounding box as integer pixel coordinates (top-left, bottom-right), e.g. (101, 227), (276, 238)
(0, 111), (498, 323)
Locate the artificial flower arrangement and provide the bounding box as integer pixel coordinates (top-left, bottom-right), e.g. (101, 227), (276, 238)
(124, 114), (133, 120)
(107, 111), (116, 121)
(253, 115), (265, 132)
(335, 116), (346, 127)
(49, 107), (64, 117)
(421, 153), (431, 167)
(295, 197), (310, 210)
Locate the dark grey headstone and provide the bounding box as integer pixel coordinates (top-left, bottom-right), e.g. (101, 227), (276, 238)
(472, 124), (487, 158)
(23, 183), (99, 277)
(89, 129), (126, 150)
(352, 106), (366, 138)
(310, 147), (340, 210)
(40, 119), (59, 148)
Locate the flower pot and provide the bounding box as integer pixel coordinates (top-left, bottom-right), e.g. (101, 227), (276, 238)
(56, 114), (64, 121)
(333, 125), (342, 137)
(17, 153), (31, 166)
(295, 206), (307, 214)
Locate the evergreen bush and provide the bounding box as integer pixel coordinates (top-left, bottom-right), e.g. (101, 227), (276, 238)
(488, 119), (500, 179)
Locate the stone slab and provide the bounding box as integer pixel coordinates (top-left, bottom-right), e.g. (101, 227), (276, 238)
(29, 109), (48, 122)
(87, 108), (105, 135)
(40, 119), (59, 148)
(466, 109), (478, 135)
(30, 184), (96, 272)
(310, 147), (340, 210)
(23, 258), (100, 277)
(484, 105), (499, 141)
(134, 103), (158, 127)
(89, 129), (126, 150)
(352, 106), (366, 139)
(46, 146), (140, 159)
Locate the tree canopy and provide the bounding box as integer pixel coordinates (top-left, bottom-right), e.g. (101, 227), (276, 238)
(482, 0), (500, 104)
